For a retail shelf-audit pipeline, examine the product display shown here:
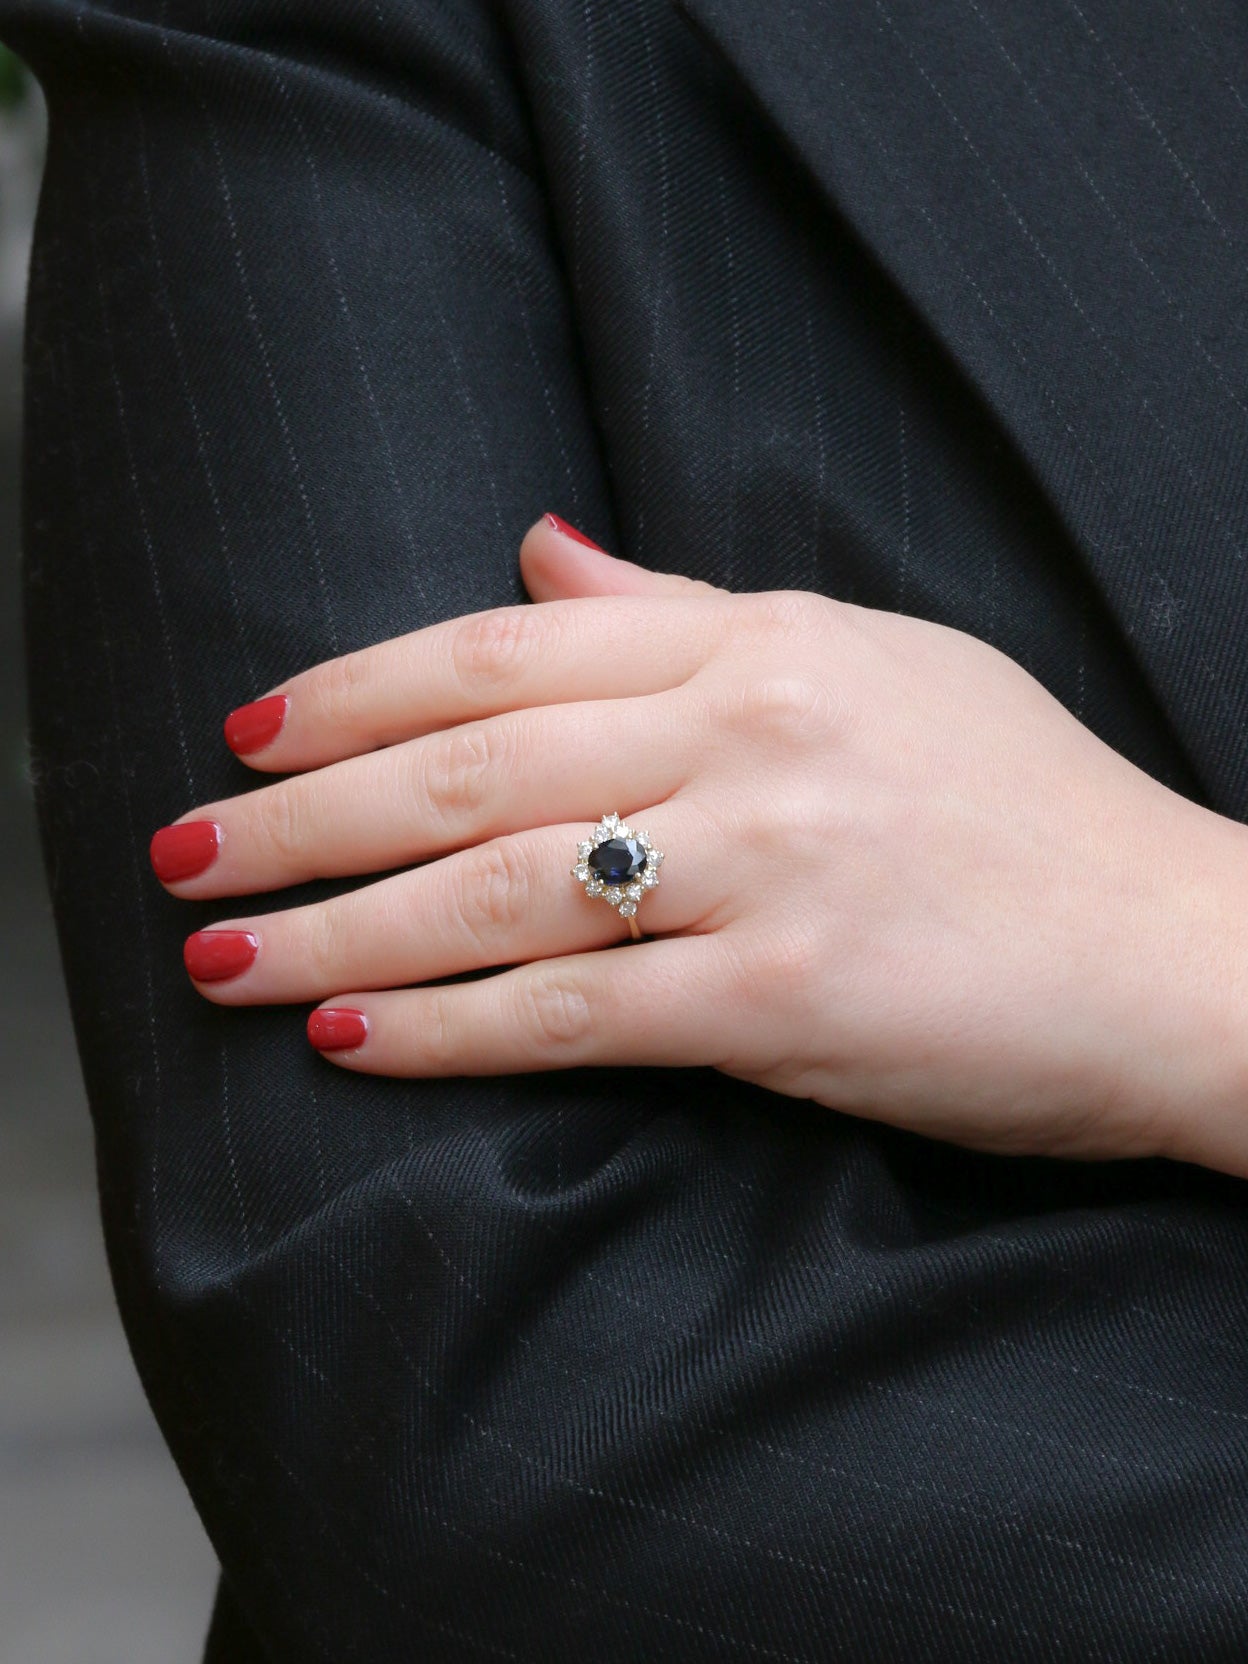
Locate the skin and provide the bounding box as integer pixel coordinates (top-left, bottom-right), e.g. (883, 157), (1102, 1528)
(152, 515), (1248, 1180)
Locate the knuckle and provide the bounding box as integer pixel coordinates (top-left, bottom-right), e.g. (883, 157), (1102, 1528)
(456, 839), (530, 953)
(728, 673), (837, 745)
(451, 606), (545, 700)
(420, 987), (454, 1070)
(303, 898), (348, 984)
(422, 721), (504, 830)
(317, 647), (372, 727)
(520, 971), (593, 1054)
(751, 921), (820, 1006)
(749, 588), (827, 637)
(713, 929), (762, 1011)
(738, 675), (825, 742)
(255, 783), (314, 874)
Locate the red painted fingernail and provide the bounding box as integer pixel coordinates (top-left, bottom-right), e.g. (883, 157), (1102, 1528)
(544, 513), (609, 554)
(307, 1008), (369, 1052)
(184, 929), (259, 983)
(224, 693), (289, 757)
(150, 820), (222, 882)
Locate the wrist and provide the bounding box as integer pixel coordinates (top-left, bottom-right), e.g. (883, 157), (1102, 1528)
(1129, 799), (1248, 1180)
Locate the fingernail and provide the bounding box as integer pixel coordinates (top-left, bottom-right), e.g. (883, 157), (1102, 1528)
(150, 820), (222, 882)
(224, 693), (289, 757)
(307, 1008), (369, 1052)
(184, 929), (259, 983)
(544, 513), (610, 555)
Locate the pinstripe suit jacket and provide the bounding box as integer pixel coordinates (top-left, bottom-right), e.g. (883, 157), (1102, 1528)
(5, 0), (1248, 1657)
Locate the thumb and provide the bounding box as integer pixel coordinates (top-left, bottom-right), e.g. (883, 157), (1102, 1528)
(520, 513), (727, 600)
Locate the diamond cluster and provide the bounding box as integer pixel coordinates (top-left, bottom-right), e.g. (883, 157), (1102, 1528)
(570, 811), (664, 919)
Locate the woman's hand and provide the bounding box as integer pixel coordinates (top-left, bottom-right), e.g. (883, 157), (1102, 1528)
(149, 514), (1248, 1177)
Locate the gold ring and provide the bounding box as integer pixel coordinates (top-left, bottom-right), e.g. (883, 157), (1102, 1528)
(570, 812), (663, 943)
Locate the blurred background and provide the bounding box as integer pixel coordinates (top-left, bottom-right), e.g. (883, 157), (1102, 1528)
(0, 52), (218, 1663)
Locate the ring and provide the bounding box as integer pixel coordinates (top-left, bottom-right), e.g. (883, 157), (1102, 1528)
(571, 811), (664, 941)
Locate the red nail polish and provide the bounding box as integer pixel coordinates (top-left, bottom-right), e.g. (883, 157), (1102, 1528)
(307, 1008), (369, 1052)
(544, 513), (609, 554)
(184, 929), (259, 983)
(224, 694), (289, 757)
(150, 820), (222, 882)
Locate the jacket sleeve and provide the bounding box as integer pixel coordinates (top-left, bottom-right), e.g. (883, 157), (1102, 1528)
(3, 3), (847, 1659)
(1, 2), (646, 1656)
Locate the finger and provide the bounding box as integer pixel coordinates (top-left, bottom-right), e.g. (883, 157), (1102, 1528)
(181, 809), (706, 1005)
(222, 589), (733, 772)
(153, 690), (701, 899)
(521, 513), (729, 600)
(303, 933), (734, 1077)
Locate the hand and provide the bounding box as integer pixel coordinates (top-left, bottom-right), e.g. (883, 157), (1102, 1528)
(150, 514), (1248, 1176)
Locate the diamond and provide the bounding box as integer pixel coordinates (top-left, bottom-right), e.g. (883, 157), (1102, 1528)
(573, 864), (590, 881)
(577, 841), (593, 859)
(625, 883), (642, 900)
(619, 900), (637, 917)
(641, 869), (658, 888)
(586, 879), (605, 897)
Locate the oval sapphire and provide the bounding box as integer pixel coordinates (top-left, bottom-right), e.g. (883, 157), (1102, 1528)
(587, 837), (648, 885)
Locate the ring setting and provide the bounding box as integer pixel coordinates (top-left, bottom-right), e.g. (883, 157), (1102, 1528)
(571, 811), (663, 939)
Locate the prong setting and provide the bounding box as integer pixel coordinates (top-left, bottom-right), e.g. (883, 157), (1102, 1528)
(571, 810), (662, 923)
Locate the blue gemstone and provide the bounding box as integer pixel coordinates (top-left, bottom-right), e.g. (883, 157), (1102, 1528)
(588, 837), (648, 884)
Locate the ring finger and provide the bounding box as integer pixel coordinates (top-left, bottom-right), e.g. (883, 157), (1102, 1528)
(152, 688), (706, 899)
(182, 799), (718, 1004)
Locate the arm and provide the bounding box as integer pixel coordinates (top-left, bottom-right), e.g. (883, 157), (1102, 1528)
(4, 2), (627, 1655)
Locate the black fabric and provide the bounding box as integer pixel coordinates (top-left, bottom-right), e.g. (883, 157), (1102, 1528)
(4, 0), (1248, 1657)
(205, 1576), (271, 1664)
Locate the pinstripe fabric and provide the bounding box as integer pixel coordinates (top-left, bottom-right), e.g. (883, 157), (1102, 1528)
(680, 0), (1248, 815)
(3, 1), (1248, 1658)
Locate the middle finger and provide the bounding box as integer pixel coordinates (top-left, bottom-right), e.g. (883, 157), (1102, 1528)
(151, 690), (705, 898)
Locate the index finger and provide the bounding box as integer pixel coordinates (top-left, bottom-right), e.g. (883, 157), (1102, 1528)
(222, 591), (732, 773)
